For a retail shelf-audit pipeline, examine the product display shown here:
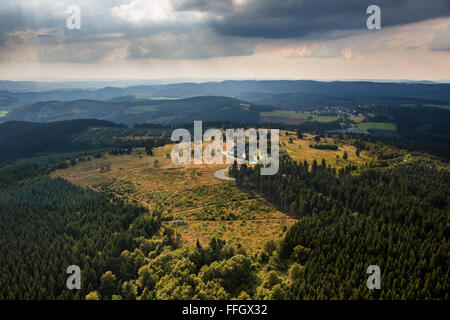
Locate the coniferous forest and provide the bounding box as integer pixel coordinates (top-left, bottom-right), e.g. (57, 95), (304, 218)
(0, 174), (159, 299)
(231, 155), (449, 299)
(0, 117), (448, 300)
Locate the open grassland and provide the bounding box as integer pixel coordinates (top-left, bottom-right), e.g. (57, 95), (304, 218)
(280, 131), (369, 169)
(52, 143), (296, 252)
(46, 129), (450, 252)
(51, 131), (403, 251)
(356, 122), (397, 133)
(175, 219), (292, 251)
(308, 114), (341, 122)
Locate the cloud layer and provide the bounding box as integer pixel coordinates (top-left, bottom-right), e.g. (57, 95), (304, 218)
(0, 0), (449, 80)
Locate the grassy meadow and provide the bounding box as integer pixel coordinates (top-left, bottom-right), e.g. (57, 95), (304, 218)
(52, 143), (296, 252)
(356, 122), (397, 133)
(51, 130), (377, 251)
(51, 130), (387, 252)
(280, 131), (369, 168)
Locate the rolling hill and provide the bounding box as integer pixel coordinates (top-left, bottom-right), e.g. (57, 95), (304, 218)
(3, 96), (271, 125)
(2, 80), (450, 110)
(0, 119), (125, 164)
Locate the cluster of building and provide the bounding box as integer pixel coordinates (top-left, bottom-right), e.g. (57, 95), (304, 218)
(306, 106), (363, 118)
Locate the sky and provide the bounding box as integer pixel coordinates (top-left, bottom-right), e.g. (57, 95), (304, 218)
(0, 0), (449, 81)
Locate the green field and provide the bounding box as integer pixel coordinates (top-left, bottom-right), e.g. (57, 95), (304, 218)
(124, 105), (159, 114)
(149, 97), (181, 100)
(261, 110), (305, 119)
(309, 114), (340, 122)
(424, 104), (450, 110)
(400, 104), (450, 110)
(357, 122), (397, 133)
(0, 110), (8, 117)
(261, 110), (339, 123)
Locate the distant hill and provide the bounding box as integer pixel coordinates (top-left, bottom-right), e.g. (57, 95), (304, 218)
(242, 92), (450, 110)
(1, 80), (450, 110)
(0, 95), (19, 107)
(0, 119), (124, 164)
(4, 96), (269, 125)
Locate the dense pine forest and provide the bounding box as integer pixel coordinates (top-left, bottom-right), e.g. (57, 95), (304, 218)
(230, 155), (449, 299)
(0, 119), (127, 164)
(0, 166), (159, 299)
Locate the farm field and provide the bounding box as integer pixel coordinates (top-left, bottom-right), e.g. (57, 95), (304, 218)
(261, 110), (307, 119)
(356, 122), (397, 133)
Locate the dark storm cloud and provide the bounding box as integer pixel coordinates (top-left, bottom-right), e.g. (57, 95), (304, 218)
(0, 0), (257, 62)
(0, 0), (449, 63)
(174, 0), (450, 39)
(172, 0), (234, 13)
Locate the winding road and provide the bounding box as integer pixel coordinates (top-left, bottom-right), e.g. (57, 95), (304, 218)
(214, 168), (235, 181)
